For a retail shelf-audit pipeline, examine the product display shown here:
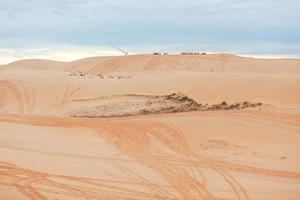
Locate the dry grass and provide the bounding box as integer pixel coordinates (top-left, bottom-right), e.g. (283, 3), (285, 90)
(68, 93), (263, 118)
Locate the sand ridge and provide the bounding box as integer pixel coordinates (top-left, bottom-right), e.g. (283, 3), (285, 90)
(2, 54), (300, 73)
(1, 59), (67, 71)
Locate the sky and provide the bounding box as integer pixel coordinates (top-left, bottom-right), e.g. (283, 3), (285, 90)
(0, 0), (300, 64)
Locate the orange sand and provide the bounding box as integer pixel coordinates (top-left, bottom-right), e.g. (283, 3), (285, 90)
(0, 54), (300, 200)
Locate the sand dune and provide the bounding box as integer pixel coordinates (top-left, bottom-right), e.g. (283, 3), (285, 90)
(0, 59), (67, 71)
(0, 111), (299, 200)
(0, 70), (299, 116)
(2, 54), (300, 73)
(0, 54), (300, 199)
(63, 54), (300, 74)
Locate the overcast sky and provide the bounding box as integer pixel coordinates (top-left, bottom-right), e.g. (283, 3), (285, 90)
(0, 0), (300, 64)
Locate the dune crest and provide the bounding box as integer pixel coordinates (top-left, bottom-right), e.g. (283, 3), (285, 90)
(64, 54), (300, 74)
(1, 54), (300, 73)
(1, 59), (67, 71)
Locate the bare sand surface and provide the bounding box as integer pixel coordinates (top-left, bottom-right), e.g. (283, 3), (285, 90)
(0, 59), (67, 71)
(0, 54), (300, 200)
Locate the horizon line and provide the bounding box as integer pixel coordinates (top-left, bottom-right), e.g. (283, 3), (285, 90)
(1, 52), (300, 65)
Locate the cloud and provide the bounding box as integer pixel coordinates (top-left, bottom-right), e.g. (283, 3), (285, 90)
(0, 45), (124, 64)
(0, 0), (299, 58)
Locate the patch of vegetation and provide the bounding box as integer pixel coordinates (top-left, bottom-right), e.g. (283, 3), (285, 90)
(70, 92), (263, 118)
(163, 93), (201, 107)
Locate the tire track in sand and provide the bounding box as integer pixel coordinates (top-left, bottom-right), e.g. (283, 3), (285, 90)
(0, 161), (178, 200)
(0, 80), (25, 114)
(0, 80), (37, 114)
(59, 82), (82, 109)
(0, 114), (300, 199)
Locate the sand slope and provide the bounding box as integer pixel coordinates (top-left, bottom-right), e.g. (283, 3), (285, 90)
(2, 54), (300, 74)
(0, 54), (300, 200)
(0, 111), (299, 200)
(1, 70), (299, 116)
(63, 54), (300, 74)
(1, 59), (67, 71)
